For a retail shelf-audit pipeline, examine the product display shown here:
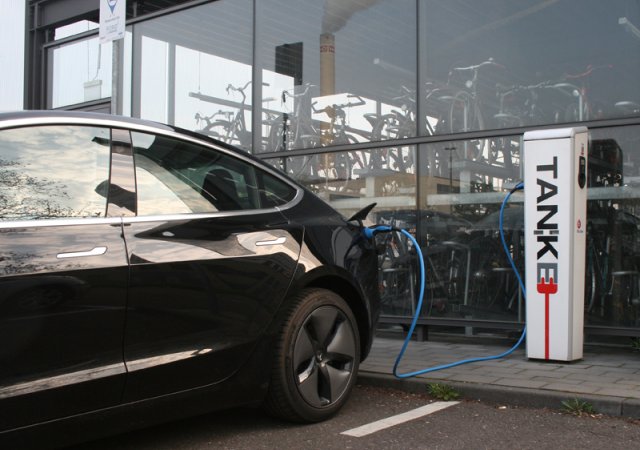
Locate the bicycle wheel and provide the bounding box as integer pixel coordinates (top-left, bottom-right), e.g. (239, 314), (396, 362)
(584, 246), (600, 315)
(285, 154), (318, 183)
(331, 134), (363, 190)
(466, 235), (505, 311)
(388, 146), (415, 173)
(445, 253), (465, 302)
(424, 253), (449, 315)
(367, 113), (396, 142)
(487, 136), (515, 172)
(201, 120), (234, 144)
(378, 231), (415, 316)
(424, 86), (455, 136)
(424, 143), (449, 178)
(609, 271), (638, 325)
(448, 91), (486, 162)
(267, 113), (289, 152)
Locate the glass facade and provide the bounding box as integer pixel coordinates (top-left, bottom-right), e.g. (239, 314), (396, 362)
(256, 0), (417, 152)
(48, 35), (112, 108)
(39, 0), (640, 336)
(129, 0), (253, 149)
(420, 1), (640, 134)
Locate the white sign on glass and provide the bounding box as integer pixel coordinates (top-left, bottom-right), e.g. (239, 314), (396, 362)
(99, 0), (126, 44)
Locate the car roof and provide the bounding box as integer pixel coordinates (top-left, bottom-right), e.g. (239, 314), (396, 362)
(0, 110), (179, 134)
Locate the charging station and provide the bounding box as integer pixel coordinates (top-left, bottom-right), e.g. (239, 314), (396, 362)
(523, 127), (588, 361)
(391, 127), (589, 377)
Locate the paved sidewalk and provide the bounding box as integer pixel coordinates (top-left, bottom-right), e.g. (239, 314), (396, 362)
(358, 334), (640, 418)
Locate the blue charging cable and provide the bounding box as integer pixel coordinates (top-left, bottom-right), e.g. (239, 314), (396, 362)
(368, 182), (526, 378)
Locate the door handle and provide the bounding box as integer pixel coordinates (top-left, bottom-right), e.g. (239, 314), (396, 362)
(57, 246), (108, 259)
(255, 237), (287, 247)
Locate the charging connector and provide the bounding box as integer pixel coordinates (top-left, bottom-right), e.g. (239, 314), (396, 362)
(363, 225), (393, 240)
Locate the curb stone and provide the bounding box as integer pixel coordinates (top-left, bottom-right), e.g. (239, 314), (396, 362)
(622, 398), (640, 418)
(358, 371), (638, 418)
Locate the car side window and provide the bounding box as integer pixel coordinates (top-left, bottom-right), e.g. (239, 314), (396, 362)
(131, 132), (297, 215)
(0, 125), (110, 221)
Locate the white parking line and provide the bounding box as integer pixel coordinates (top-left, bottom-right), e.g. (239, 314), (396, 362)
(341, 401), (460, 437)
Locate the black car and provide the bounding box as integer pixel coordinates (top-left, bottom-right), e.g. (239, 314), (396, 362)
(0, 111), (380, 448)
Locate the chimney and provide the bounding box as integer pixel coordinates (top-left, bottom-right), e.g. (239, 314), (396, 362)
(319, 33), (335, 145)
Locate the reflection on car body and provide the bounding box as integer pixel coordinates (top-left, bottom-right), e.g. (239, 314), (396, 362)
(0, 111), (380, 448)
(1, 275), (87, 315)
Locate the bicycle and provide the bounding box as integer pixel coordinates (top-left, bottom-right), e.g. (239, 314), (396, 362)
(264, 84), (324, 182)
(420, 59), (506, 185)
(562, 64), (613, 122)
(309, 95), (367, 186)
(584, 139), (640, 325)
(486, 75), (607, 181)
(494, 80), (579, 126)
(195, 110), (236, 140)
(376, 216), (416, 316)
(194, 81), (254, 151)
(493, 64), (614, 128)
(267, 83), (320, 153)
(376, 209), (472, 317)
(585, 215), (611, 317)
(364, 86), (417, 173)
(444, 58), (504, 162)
(585, 207), (640, 325)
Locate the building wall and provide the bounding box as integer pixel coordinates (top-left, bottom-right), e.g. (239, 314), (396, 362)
(28, 0), (640, 336)
(0, 0), (26, 111)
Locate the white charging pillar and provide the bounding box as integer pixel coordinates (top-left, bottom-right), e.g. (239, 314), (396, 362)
(523, 127), (588, 361)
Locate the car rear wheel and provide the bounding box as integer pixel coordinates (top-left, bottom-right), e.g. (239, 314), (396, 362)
(264, 288), (360, 422)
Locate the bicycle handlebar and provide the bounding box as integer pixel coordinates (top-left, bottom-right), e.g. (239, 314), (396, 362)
(195, 109), (234, 123)
(226, 80), (252, 95)
(312, 97), (366, 117)
(497, 63), (612, 99)
(497, 80), (580, 97)
(314, 104), (345, 120)
(450, 58), (504, 74)
(282, 83), (316, 102)
(547, 82), (581, 97)
(346, 94), (366, 107)
(564, 64), (613, 80)
(225, 81), (271, 99)
(392, 93), (416, 104)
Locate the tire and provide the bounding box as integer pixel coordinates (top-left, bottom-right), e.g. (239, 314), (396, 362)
(264, 288), (360, 423)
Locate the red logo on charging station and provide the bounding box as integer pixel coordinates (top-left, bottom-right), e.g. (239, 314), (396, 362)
(537, 277), (558, 359)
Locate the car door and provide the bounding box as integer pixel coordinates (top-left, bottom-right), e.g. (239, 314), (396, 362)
(0, 124), (129, 431)
(122, 131), (303, 400)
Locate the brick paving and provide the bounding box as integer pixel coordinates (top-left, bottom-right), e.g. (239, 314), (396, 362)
(358, 334), (640, 417)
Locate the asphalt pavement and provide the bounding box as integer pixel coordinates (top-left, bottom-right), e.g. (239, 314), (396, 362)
(359, 331), (640, 418)
(68, 384), (640, 450)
